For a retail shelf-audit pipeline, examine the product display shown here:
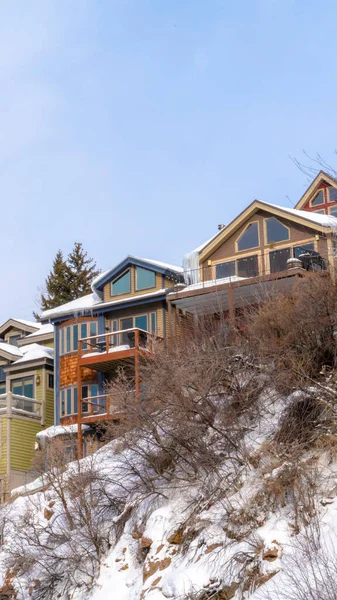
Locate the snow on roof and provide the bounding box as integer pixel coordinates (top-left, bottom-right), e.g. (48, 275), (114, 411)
(190, 230), (224, 254)
(12, 343), (54, 365)
(136, 257), (183, 273)
(24, 323), (54, 338)
(36, 424), (91, 439)
(41, 292), (101, 321)
(263, 202), (337, 229)
(13, 319), (41, 329)
(0, 342), (23, 358)
(41, 288), (168, 321)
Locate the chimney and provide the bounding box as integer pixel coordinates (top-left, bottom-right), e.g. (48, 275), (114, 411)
(218, 224), (226, 231)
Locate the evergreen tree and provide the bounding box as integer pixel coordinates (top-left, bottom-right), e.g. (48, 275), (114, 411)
(68, 242), (100, 298)
(34, 250), (73, 319)
(34, 243), (100, 320)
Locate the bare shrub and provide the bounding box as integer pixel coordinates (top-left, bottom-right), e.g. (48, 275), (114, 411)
(257, 524), (337, 600)
(246, 272), (337, 390)
(3, 439), (125, 599)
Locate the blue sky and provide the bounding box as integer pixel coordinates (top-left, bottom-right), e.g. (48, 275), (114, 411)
(2, 0), (337, 322)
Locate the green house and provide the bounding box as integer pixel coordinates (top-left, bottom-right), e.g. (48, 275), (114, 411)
(0, 319), (54, 499)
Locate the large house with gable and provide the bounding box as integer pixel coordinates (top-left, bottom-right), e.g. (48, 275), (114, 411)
(41, 257), (184, 456)
(0, 319), (54, 496)
(41, 171), (337, 457)
(168, 172), (337, 319)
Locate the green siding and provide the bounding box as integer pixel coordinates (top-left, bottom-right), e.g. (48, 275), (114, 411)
(0, 419), (8, 475)
(41, 339), (54, 348)
(10, 418), (41, 471)
(45, 387), (54, 427)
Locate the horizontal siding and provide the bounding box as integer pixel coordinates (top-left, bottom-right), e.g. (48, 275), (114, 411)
(45, 388), (54, 427)
(10, 418), (42, 472)
(0, 419), (7, 475)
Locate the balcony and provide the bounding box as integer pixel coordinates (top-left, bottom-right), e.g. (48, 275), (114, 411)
(78, 327), (162, 372)
(0, 392), (43, 422)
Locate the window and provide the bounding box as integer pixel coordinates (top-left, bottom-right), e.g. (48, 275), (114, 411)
(237, 223), (259, 252)
(329, 187), (337, 202)
(111, 270), (131, 296)
(112, 313), (157, 346)
(311, 190), (324, 206)
(61, 384), (101, 416)
(269, 248), (291, 273)
(314, 209), (325, 214)
(59, 321), (97, 355)
(8, 335), (20, 347)
(215, 261), (235, 280)
(265, 218), (289, 244)
(237, 255), (259, 277)
(48, 374), (54, 389)
(0, 367), (5, 395)
(293, 243), (315, 259)
(11, 377), (34, 399)
(136, 267), (156, 291)
(330, 206), (337, 218)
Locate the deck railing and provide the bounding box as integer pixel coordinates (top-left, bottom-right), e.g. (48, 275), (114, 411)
(78, 327), (162, 361)
(181, 246), (328, 291)
(0, 392), (43, 420)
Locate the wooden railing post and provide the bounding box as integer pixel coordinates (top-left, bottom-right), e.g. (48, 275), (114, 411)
(77, 340), (83, 459)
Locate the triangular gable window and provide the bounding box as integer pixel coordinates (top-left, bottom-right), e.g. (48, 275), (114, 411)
(111, 270), (131, 296)
(311, 190), (324, 206)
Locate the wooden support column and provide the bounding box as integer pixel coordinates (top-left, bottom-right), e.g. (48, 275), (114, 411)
(77, 341), (83, 459)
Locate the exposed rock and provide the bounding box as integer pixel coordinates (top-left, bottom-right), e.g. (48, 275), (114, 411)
(43, 508), (54, 521)
(263, 540), (280, 561)
(119, 564), (129, 571)
(143, 557), (172, 582)
(141, 536), (153, 549)
(205, 543), (223, 554)
(167, 526), (184, 544)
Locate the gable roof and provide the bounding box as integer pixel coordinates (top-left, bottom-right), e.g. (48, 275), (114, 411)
(199, 199), (337, 261)
(0, 318), (40, 338)
(295, 170), (337, 210)
(91, 255), (184, 295)
(0, 341), (24, 362)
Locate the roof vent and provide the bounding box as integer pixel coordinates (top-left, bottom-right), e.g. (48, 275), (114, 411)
(218, 224), (226, 231)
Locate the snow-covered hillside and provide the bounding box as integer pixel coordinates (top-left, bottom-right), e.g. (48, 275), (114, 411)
(2, 374), (337, 600)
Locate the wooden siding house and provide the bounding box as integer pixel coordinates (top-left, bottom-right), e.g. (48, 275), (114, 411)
(168, 175), (337, 320)
(41, 256), (184, 457)
(0, 320), (54, 498)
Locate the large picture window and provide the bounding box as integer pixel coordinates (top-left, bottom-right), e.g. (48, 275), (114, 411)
(266, 218), (289, 244)
(111, 270), (131, 296)
(215, 260), (235, 280)
(237, 223), (259, 252)
(237, 255), (259, 277)
(136, 267), (156, 291)
(269, 248), (291, 273)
